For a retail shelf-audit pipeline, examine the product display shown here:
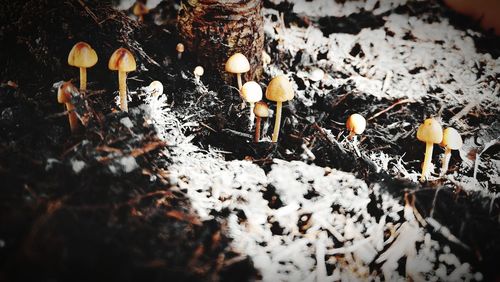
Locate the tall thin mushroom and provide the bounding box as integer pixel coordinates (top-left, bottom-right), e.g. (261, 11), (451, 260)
(68, 42), (98, 91)
(253, 101), (269, 142)
(417, 118), (443, 181)
(225, 53), (250, 90)
(440, 127), (463, 176)
(57, 81), (80, 133)
(241, 81), (263, 126)
(265, 75), (294, 143)
(109, 48), (136, 111)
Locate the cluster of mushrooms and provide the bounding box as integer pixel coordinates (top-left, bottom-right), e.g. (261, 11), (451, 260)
(224, 52), (295, 143)
(59, 42), (462, 182)
(343, 114), (463, 181)
(417, 118), (463, 181)
(59, 41), (137, 132)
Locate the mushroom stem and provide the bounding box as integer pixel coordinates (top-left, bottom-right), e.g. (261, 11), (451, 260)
(421, 142), (434, 181)
(65, 103), (79, 133)
(237, 73), (243, 90)
(249, 102), (255, 128)
(347, 130), (355, 140)
(79, 67), (87, 91)
(178, 52), (182, 60)
(255, 116), (261, 142)
(118, 71), (128, 111)
(440, 147), (452, 176)
(272, 101), (283, 143)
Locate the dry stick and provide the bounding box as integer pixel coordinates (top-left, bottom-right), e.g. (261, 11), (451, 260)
(254, 116), (261, 142)
(450, 99), (480, 124)
(367, 98), (412, 121)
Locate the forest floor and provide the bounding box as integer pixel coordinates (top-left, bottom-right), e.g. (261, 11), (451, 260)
(0, 0), (499, 281)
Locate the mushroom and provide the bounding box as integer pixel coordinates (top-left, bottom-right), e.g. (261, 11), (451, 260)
(265, 75), (294, 143)
(194, 66), (204, 83)
(108, 48), (136, 111)
(225, 53), (250, 90)
(133, 1), (149, 22)
(57, 81), (80, 133)
(309, 68), (325, 82)
(253, 101), (269, 142)
(440, 127), (463, 176)
(416, 118), (443, 181)
(176, 43), (185, 60)
(68, 41), (98, 91)
(146, 80), (163, 97)
(346, 113), (366, 140)
(241, 81), (263, 125)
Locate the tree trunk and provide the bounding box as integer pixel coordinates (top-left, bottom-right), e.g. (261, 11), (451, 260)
(177, 0), (264, 84)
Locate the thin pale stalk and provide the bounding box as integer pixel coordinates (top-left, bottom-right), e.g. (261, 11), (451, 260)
(420, 142), (433, 181)
(237, 73), (242, 90)
(272, 101), (282, 143)
(249, 102), (255, 129)
(440, 148), (452, 176)
(80, 67), (87, 91)
(118, 71), (128, 111)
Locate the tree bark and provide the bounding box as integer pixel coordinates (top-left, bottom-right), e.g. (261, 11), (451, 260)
(177, 0), (264, 84)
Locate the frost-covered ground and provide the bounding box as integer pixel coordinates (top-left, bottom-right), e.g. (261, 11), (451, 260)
(137, 0), (498, 280)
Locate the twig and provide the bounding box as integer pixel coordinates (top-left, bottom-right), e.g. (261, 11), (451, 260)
(222, 128), (252, 139)
(199, 122), (217, 133)
(368, 99), (413, 121)
(449, 99), (480, 125)
(78, 0), (100, 26)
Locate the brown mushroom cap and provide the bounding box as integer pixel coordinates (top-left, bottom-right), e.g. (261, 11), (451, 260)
(133, 1), (149, 16)
(417, 118), (443, 144)
(225, 53), (250, 74)
(265, 75), (294, 102)
(68, 42), (98, 68)
(254, 101), (270, 118)
(441, 127), (463, 150)
(57, 81), (78, 104)
(346, 114), (366, 135)
(176, 43), (185, 53)
(108, 48), (136, 72)
(241, 81), (263, 103)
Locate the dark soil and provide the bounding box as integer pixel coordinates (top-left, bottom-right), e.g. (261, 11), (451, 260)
(0, 0), (498, 281)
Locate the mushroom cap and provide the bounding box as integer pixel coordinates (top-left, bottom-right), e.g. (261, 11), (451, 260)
(309, 68), (324, 82)
(254, 101), (270, 118)
(417, 118), (443, 144)
(108, 48), (136, 72)
(68, 42), (98, 68)
(176, 43), (185, 53)
(346, 113), (366, 135)
(225, 53), (250, 74)
(133, 1), (149, 16)
(441, 127), (463, 150)
(241, 81), (263, 103)
(57, 81), (78, 104)
(194, 66), (204, 77)
(146, 80), (163, 96)
(265, 75), (294, 102)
